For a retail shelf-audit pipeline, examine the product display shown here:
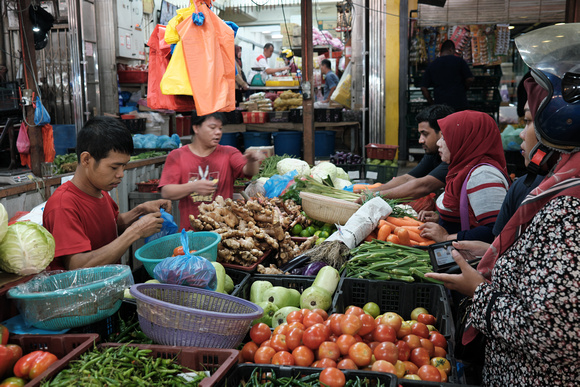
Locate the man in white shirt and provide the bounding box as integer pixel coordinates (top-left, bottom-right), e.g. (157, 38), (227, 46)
(247, 43), (289, 85)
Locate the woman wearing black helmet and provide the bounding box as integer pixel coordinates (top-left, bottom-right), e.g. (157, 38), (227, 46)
(426, 24), (580, 386)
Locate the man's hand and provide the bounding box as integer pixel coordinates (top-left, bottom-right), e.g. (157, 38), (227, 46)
(128, 212), (164, 239)
(425, 248), (486, 297)
(418, 222), (449, 242)
(453, 240), (491, 258)
(138, 199), (172, 214)
(244, 150), (264, 163)
(417, 210), (439, 223)
(190, 179), (218, 196)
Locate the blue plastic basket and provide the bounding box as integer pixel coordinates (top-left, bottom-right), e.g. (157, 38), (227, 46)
(134, 231), (221, 278)
(130, 283), (263, 348)
(7, 265), (133, 331)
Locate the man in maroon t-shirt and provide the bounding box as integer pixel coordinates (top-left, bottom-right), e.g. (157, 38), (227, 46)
(43, 117), (171, 270)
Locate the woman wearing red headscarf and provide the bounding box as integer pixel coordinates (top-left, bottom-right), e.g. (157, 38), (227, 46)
(419, 110), (510, 243)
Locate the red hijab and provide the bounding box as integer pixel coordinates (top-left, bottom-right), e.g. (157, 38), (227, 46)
(438, 110), (508, 212)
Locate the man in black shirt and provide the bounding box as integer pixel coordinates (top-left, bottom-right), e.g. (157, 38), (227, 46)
(361, 105), (454, 200)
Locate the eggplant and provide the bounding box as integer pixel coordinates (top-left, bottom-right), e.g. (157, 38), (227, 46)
(302, 261), (328, 276)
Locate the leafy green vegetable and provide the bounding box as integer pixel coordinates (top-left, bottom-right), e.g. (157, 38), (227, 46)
(53, 153), (78, 174)
(359, 191), (416, 218)
(0, 222), (55, 275)
(279, 184), (301, 204)
(253, 154), (292, 180)
(0, 203), (7, 244)
(130, 151), (167, 161)
(293, 176), (361, 202)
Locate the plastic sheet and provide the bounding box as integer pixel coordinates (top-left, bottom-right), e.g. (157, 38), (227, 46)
(153, 230), (217, 290)
(7, 265), (134, 329)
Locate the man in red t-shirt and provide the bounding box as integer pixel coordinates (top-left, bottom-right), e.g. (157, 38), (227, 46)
(43, 117), (171, 270)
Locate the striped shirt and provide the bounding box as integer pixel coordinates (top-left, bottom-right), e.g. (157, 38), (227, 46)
(437, 165), (509, 229)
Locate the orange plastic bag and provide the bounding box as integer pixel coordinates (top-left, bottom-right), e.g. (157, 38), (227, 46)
(19, 123), (55, 168)
(177, 2), (235, 115)
(149, 24), (196, 110)
(408, 193), (436, 213)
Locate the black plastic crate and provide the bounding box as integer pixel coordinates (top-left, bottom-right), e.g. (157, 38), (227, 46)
(342, 109), (363, 122)
(268, 111), (290, 123)
(224, 110), (243, 124)
(471, 75), (501, 88)
(226, 267), (251, 298)
(332, 278), (454, 339)
(314, 108), (342, 122)
(471, 65), (502, 77)
(407, 101), (429, 117)
(407, 125), (420, 143)
(364, 164), (398, 183)
(0, 82), (20, 112)
(121, 118), (146, 134)
(336, 163), (364, 180)
(219, 364), (398, 387)
(69, 300), (137, 338)
(289, 108), (303, 123)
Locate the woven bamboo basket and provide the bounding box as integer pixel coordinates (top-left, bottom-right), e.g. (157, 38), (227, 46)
(299, 192), (360, 225)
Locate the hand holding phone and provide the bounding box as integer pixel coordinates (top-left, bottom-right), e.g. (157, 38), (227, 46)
(428, 241), (481, 273)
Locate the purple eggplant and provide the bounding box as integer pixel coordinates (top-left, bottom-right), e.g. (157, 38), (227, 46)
(302, 261), (328, 276)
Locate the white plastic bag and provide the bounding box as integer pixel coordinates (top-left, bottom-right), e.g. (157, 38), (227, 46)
(331, 62), (352, 108)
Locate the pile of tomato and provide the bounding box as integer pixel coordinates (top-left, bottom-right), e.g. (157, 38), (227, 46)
(240, 307), (452, 385)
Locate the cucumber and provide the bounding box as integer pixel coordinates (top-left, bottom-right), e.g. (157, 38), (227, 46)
(312, 266), (340, 295)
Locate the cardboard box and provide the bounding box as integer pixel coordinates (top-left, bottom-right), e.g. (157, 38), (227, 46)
(283, 35), (301, 47)
(321, 21), (338, 30)
(280, 23), (300, 36)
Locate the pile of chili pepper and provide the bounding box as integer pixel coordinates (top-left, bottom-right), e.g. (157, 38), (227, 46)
(240, 367), (391, 387)
(40, 344), (204, 387)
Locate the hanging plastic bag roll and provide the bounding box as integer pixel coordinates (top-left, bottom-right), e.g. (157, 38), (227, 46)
(331, 62), (352, 108)
(326, 197), (392, 249)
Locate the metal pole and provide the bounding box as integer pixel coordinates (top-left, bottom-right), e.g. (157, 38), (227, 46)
(301, 0), (315, 165)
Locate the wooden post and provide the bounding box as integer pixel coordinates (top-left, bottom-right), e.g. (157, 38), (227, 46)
(18, 0), (43, 176)
(301, 0), (314, 165)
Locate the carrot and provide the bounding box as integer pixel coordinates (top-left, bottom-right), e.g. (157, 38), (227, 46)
(397, 228), (411, 246)
(386, 234), (400, 244)
(377, 224), (392, 241)
(407, 229), (433, 244)
(418, 240), (436, 246)
(401, 226), (422, 235)
(364, 234), (375, 242)
(386, 217), (418, 227)
(384, 220), (398, 230)
(403, 216), (424, 226)
(378, 219), (388, 229)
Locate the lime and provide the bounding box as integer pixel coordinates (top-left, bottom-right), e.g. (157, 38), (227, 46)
(291, 224), (303, 236)
(363, 302), (381, 318)
(314, 230), (322, 237)
(306, 226), (316, 235)
(319, 231), (330, 239)
(321, 224), (333, 233)
(300, 229), (311, 237)
(315, 237), (326, 245)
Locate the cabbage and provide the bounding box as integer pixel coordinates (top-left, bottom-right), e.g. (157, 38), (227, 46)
(333, 178), (352, 190)
(311, 162), (338, 183)
(277, 158), (311, 176)
(0, 203), (7, 243)
(0, 222), (55, 275)
(335, 167), (349, 180)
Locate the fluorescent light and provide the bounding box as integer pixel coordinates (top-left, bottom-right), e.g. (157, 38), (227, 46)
(33, 26), (40, 32)
(262, 31), (271, 34)
(508, 26), (514, 30)
(555, 22), (565, 25)
(271, 34), (283, 39)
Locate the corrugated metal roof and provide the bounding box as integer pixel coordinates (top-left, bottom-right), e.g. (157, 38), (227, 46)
(417, 0), (566, 26)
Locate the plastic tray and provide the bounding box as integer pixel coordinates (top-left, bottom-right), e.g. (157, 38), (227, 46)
(365, 164), (398, 183)
(332, 278), (454, 339)
(218, 364), (398, 387)
(7, 334), (99, 387)
(366, 143), (399, 160)
(118, 70), (148, 84)
(225, 268), (251, 298)
(336, 163), (364, 180)
(220, 249), (271, 272)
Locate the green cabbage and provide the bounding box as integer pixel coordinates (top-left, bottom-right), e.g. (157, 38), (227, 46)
(0, 222), (55, 275)
(0, 203), (7, 243)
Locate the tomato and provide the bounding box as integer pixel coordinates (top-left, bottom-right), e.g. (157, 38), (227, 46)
(303, 311), (324, 328)
(362, 302), (381, 318)
(250, 323), (271, 345)
(312, 308), (329, 321)
(273, 323), (290, 336)
(345, 306), (365, 316)
(373, 342), (398, 365)
(286, 327), (304, 351)
(270, 334), (288, 352)
(348, 342), (372, 367)
(358, 314), (376, 336)
(430, 356), (451, 375)
(368, 341), (381, 352)
(254, 346), (276, 364)
(420, 338), (434, 357)
(403, 360), (419, 375)
(402, 334), (422, 350)
(315, 323), (331, 339)
(417, 313), (436, 325)
(0, 344), (22, 380)
(316, 357), (337, 368)
(396, 340), (411, 361)
(302, 325), (327, 350)
(337, 358), (358, 370)
(329, 314), (345, 337)
(361, 332), (374, 343)
(394, 360), (406, 378)
(0, 325), (8, 346)
(373, 324), (396, 343)
(397, 321), (412, 339)
(411, 322), (430, 339)
(260, 340), (272, 348)
(286, 311), (304, 324)
(417, 364), (442, 382)
(339, 315), (362, 336)
(371, 360), (396, 374)
(403, 374), (421, 380)
(0, 377), (26, 387)
(438, 368), (448, 382)
(241, 341), (258, 362)
(410, 347), (430, 367)
(433, 346), (447, 358)
(429, 332), (448, 350)
(336, 334), (357, 356)
(13, 351), (58, 380)
(380, 312), (403, 332)
(410, 307), (429, 321)
(317, 341), (341, 361)
(271, 351), (295, 366)
(173, 246), (185, 256)
(287, 322), (305, 331)
(292, 346), (314, 367)
(319, 367), (346, 387)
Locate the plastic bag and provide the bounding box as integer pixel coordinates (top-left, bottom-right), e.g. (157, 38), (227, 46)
(144, 209), (178, 243)
(34, 96), (51, 126)
(153, 229), (217, 290)
(331, 62), (352, 108)
(16, 122), (30, 153)
(501, 125), (524, 151)
(264, 170), (298, 198)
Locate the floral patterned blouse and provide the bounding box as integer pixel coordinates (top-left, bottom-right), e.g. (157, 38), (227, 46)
(470, 195), (580, 386)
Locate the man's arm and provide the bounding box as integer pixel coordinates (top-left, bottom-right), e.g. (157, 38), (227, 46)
(61, 213), (164, 270)
(117, 199), (171, 233)
(421, 87), (434, 105)
(242, 150), (263, 176)
(369, 174), (415, 192)
(377, 174), (444, 200)
(265, 66), (288, 75)
(323, 86), (337, 103)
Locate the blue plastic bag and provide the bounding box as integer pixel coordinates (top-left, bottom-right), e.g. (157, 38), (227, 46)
(34, 96), (51, 126)
(264, 170), (298, 198)
(153, 229), (217, 290)
(144, 208), (178, 243)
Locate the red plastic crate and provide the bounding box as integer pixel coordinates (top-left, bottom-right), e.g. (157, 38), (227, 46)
(365, 143), (399, 160)
(7, 334), (99, 387)
(118, 70), (148, 84)
(242, 112), (269, 124)
(175, 115), (192, 137)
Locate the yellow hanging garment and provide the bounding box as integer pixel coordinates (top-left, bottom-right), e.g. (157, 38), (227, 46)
(164, 4), (197, 45)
